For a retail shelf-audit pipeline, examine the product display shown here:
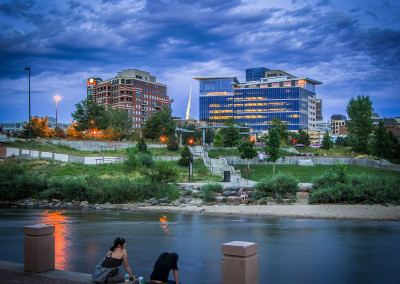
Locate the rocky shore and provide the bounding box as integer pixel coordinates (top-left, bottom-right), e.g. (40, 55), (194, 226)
(1, 197), (399, 222)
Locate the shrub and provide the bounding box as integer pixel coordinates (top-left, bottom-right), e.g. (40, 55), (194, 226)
(125, 147), (140, 170)
(178, 145), (192, 167)
(311, 162), (348, 190)
(201, 186), (216, 202)
(157, 184), (180, 201)
(43, 176), (94, 202)
(148, 160), (178, 185)
(167, 135), (179, 151)
(137, 137), (148, 154)
(201, 183), (223, 193)
(138, 153), (155, 168)
(197, 163), (210, 176)
(252, 173), (299, 199)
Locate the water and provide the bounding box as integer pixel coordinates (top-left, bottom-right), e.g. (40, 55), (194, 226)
(0, 208), (399, 284)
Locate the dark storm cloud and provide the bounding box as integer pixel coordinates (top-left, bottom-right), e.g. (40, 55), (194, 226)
(0, 0), (399, 122)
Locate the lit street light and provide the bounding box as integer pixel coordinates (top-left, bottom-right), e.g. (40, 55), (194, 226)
(54, 95), (61, 135)
(25, 67), (31, 139)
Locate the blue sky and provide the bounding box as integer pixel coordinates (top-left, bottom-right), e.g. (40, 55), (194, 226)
(0, 0), (399, 123)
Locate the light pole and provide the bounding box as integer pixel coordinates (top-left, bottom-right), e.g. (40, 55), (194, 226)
(25, 67), (31, 139)
(54, 95), (61, 135)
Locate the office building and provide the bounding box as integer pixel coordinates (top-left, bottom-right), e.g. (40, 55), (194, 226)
(331, 114), (346, 121)
(246, 67), (269, 81)
(87, 78), (102, 98)
(195, 68), (322, 131)
(88, 69), (171, 130)
(0, 117), (70, 134)
(316, 99), (323, 121)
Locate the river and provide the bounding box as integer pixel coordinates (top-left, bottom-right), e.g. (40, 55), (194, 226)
(0, 208), (399, 283)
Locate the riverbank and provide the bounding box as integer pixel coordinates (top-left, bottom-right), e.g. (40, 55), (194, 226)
(132, 204), (400, 222)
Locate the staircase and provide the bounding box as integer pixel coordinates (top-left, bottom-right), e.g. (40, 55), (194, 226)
(190, 146), (236, 178)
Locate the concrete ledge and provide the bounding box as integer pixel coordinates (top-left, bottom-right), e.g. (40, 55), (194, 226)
(0, 260), (93, 283)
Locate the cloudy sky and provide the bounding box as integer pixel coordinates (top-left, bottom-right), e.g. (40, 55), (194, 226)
(0, 0), (399, 124)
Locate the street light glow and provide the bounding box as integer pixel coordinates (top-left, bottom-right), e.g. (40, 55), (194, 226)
(54, 95), (61, 102)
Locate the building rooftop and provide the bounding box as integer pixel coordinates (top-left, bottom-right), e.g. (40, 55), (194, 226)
(193, 76), (240, 84)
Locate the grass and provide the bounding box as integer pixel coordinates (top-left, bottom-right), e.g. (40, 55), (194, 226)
(7, 140), (183, 156)
(9, 159), (221, 183)
(235, 164), (400, 183)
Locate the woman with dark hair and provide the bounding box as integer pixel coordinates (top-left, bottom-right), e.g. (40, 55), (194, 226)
(102, 237), (135, 283)
(150, 252), (180, 284)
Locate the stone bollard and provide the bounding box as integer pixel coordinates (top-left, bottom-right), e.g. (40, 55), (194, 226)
(222, 241), (258, 284)
(24, 224), (55, 272)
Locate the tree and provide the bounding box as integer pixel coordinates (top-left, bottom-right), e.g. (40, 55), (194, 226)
(142, 107), (175, 141)
(71, 97), (109, 131)
(137, 137), (149, 154)
(107, 107), (133, 137)
(66, 120), (85, 139)
(54, 126), (66, 138)
(387, 130), (400, 160)
(21, 116), (54, 138)
(222, 124), (240, 147)
(372, 122), (392, 167)
(297, 129), (311, 146)
(346, 95), (374, 153)
(266, 127), (282, 176)
(98, 127), (124, 141)
(167, 134), (179, 151)
(321, 131), (334, 150)
(271, 117), (289, 143)
(213, 131), (223, 148)
(335, 136), (347, 147)
(178, 145), (192, 167)
(238, 140), (257, 172)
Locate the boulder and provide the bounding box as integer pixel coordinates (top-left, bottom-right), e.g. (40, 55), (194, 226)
(81, 201), (89, 206)
(172, 200), (180, 206)
(179, 199), (186, 203)
(52, 199), (61, 203)
(222, 191), (237, 197)
(158, 198), (167, 203)
(151, 200), (159, 205)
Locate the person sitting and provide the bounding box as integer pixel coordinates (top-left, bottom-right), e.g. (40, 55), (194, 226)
(150, 252), (180, 284)
(240, 189), (248, 203)
(102, 237), (135, 283)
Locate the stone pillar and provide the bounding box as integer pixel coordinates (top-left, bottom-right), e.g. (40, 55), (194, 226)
(203, 129), (206, 146)
(222, 241), (258, 284)
(24, 224), (55, 272)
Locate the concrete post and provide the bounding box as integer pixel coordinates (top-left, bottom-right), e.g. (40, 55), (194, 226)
(222, 241), (258, 284)
(24, 224), (55, 272)
(203, 129), (206, 146)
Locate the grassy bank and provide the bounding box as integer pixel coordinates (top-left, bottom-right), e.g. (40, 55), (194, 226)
(235, 164), (399, 183)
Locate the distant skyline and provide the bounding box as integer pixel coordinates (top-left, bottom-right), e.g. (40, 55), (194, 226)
(0, 0), (399, 123)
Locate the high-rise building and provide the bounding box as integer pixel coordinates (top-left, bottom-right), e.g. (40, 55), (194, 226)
(89, 69), (171, 130)
(87, 78), (102, 98)
(196, 68), (322, 131)
(316, 99), (323, 121)
(246, 67), (269, 81)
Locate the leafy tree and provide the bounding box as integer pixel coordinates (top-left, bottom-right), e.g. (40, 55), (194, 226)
(213, 131), (223, 148)
(372, 122), (392, 167)
(71, 97), (109, 131)
(321, 131), (334, 150)
(167, 134), (179, 151)
(98, 127), (124, 141)
(178, 145), (192, 167)
(271, 117), (289, 143)
(54, 126), (66, 138)
(21, 116), (54, 138)
(266, 127), (282, 176)
(335, 136), (347, 147)
(288, 132), (300, 145)
(107, 107), (133, 136)
(346, 95), (374, 153)
(297, 129), (311, 146)
(222, 124), (240, 147)
(142, 107), (175, 141)
(137, 137), (149, 154)
(387, 130), (400, 160)
(66, 121), (85, 139)
(238, 140), (257, 172)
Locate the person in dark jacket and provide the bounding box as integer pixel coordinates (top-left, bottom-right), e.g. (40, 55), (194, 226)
(150, 252), (179, 284)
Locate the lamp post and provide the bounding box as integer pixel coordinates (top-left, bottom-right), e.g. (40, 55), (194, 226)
(54, 95), (61, 135)
(25, 67), (31, 139)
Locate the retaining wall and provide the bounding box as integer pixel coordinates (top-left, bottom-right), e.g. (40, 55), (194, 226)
(224, 156), (400, 171)
(36, 139), (166, 151)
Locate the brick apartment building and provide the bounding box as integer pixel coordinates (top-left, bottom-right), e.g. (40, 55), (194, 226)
(87, 69), (172, 130)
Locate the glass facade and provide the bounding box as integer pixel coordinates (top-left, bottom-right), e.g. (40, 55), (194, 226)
(246, 67), (269, 81)
(199, 78), (236, 123)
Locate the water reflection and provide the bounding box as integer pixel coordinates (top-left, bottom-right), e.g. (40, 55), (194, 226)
(38, 210), (71, 270)
(159, 214), (171, 236)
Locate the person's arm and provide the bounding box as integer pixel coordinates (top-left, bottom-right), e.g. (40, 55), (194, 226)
(173, 269), (179, 284)
(122, 250), (135, 281)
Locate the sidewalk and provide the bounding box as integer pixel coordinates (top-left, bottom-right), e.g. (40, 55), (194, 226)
(0, 260), (92, 284)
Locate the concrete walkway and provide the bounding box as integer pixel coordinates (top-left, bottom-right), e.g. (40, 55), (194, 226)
(0, 260), (92, 283)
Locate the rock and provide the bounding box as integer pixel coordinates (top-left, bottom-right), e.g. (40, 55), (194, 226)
(186, 198), (192, 202)
(41, 199), (49, 203)
(158, 198), (167, 203)
(160, 203), (168, 206)
(26, 202), (35, 207)
(172, 200), (180, 206)
(225, 186), (239, 191)
(199, 208), (206, 212)
(180, 199), (186, 203)
(52, 199), (61, 203)
(191, 189), (200, 195)
(151, 200), (159, 205)
(222, 191), (237, 197)
(105, 202), (111, 206)
(81, 201), (89, 206)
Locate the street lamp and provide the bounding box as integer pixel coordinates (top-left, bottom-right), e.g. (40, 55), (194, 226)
(54, 95), (61, 135)
(25, 67), (31, 139)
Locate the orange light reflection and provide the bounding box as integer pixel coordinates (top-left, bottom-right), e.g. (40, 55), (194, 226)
(39, 210), (71, 270)
(159, 215), (171, 235)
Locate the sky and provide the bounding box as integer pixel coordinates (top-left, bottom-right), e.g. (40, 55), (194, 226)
(0, 0), (399, 124)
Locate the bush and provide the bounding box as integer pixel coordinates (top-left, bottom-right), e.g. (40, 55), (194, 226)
(42, 176), (94, 202)
(147, 160), (178, 185)
(252, 173), (299, 199)
(201, 183), (224, 193)
(311, 162), (348, 190)
(178, 145), (192, 167)
(125, 146), (140, 170)
(137, 137), (148, 154)
(138, 153), (155, 168)
(157, 184), (180, 201)
(201, 186), (216, 202)
(167, 135), (179, 151)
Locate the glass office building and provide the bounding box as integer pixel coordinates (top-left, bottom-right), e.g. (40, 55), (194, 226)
(195, 69), (321, 131)
(246, 67), (269, 82)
